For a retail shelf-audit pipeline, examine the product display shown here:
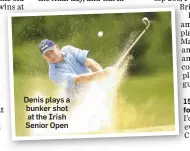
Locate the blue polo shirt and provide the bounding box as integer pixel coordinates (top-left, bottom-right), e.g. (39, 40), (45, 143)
(48, 45), (92, 98)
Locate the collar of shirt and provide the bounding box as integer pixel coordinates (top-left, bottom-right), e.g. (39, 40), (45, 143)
(60, 49), (67, 56)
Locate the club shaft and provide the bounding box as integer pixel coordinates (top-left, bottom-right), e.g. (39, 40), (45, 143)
(115, 26), (149, 68)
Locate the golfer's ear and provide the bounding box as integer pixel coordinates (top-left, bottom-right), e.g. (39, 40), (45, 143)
(56, 44), (60, 50)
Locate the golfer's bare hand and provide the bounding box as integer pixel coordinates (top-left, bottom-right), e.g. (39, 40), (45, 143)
(103, 66), (116, 76)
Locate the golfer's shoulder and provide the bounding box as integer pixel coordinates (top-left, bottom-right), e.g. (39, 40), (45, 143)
(61, 45), (78, 53)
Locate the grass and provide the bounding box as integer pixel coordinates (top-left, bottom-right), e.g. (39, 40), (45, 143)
(115, 72), (175, 131)
(13, 72), (176, 136)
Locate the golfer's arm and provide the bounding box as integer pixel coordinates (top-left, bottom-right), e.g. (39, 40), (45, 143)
(74, 71), (105, 85)
(85, 58), (103, 72)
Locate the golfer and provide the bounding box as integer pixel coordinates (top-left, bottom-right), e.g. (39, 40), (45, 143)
(39, 39), (114, 98)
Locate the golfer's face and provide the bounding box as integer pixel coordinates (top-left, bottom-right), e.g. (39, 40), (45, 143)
(43, 48), (61, 63)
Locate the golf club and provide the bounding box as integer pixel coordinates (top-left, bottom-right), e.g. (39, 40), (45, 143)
(115, 17), (151, 68)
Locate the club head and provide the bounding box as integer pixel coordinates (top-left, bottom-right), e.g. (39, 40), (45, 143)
(142, 17), (150, 29)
